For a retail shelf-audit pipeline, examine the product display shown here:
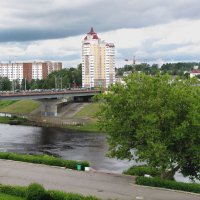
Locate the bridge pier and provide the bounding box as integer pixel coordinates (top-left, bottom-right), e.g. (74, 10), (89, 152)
(39, 99), (60, 117)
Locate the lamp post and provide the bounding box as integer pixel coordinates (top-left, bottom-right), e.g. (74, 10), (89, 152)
(25, 78), (26, 92)
(54, 76), (57, 90)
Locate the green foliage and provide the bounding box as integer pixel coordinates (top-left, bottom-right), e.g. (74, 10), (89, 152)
(0, 77), (12, 91)
(0, 193), (25, 200)
(48, 190), (100, 200)
(136, 177), (200, 194)
(116, 62), (199, 77)
(97, 73), (200, 180)
(0, 184), (26, 197)
(0, 152), (89, 170)
(26, 183), (48, 200)
(42, 66), (82, 89)
(0, 184), (100, 200)
(123, 165), (161, 177)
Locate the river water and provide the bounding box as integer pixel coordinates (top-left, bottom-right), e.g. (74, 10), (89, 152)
(0, 123), (194, 182)
(0, 124), (134, 173)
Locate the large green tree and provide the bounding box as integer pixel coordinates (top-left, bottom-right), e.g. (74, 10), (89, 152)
(97, 73), (200, 180)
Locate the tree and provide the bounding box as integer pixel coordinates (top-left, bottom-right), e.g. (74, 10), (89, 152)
(0, 77), (11, 91)
(97, 73), (200, 180)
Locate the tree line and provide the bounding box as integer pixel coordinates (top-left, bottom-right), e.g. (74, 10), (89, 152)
(116, 62), (200, 77)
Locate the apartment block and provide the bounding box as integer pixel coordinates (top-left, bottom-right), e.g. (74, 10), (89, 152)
(0, 61), (62, 82)
(82, 27), (115, 88)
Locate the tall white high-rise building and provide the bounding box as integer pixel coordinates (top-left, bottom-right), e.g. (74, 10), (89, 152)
(82, 27), (115, 88)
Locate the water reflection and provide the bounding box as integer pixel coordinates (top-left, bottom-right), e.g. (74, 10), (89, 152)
(0, 124), (134, 173)
(0, 123), (196, 182)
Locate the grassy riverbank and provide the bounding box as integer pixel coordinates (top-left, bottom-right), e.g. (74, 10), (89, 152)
(0, 100), (102, 133)
(0, 100), (40, 114)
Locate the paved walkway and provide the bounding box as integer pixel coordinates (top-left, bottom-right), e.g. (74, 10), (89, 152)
(0, 160), (199, 200)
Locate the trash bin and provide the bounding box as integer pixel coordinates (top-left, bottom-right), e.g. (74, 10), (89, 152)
(77, 164), (81, 171)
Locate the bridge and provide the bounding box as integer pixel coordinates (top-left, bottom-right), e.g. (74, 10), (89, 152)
(0, 89), (101, 116)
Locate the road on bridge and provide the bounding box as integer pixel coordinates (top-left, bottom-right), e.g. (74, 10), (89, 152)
(0, 160), (199, 200)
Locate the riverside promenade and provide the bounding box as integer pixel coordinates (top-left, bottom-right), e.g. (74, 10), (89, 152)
(0, 159), (199, 200)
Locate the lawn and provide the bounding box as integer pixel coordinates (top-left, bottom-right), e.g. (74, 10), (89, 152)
(74, 103), (100, 121)
(0, 100), (40, 114)
(0, 193), (25, 200)
(0, 100), (17, 109)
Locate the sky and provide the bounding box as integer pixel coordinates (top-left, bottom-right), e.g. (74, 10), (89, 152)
(0, 0), (200, 67)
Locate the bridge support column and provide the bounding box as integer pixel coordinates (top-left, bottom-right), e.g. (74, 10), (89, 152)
(38, 99), (60, 117)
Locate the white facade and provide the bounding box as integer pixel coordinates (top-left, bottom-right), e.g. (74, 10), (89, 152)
(0, 61), (62, 82)
(0, 63), (23, 82)
(32, 62), (43, 80)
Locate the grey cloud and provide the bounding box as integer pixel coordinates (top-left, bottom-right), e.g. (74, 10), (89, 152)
(0, 0), (200, 42)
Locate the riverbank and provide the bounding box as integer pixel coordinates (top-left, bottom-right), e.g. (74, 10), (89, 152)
(0, 101), (102, 133)
(0, 116), (101, 133)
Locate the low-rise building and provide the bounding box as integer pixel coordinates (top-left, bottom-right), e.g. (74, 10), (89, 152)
(190, 69), (200, 78)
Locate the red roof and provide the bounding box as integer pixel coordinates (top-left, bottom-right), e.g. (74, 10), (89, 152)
(87, 27), (96, 35)
(191, 69), (200, 74)
(93, 34), (99, 39)
(84, 36), (87, 40)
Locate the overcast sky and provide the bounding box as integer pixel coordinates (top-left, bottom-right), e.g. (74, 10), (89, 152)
(0, 0), (200, 67)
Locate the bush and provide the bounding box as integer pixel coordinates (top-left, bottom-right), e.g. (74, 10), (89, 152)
(123, 165), (161, 177)
(136, 177), (200, 194)
(0, 184), (26, 197)
(0, 152), (89, 171)
(26, 183), (48, 200)
(0, 183), (101, 200)
(48, 190), (100, 200)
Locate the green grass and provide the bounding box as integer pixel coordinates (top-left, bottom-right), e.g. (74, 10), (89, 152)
(0, 193), (25, 200)
(0, 116), (12, 123)
(0, 152), (89, 170)
(65, 122), (101, 133)
(0, 116), (27, 125)
(0, 100), (17, 110)
(75, 103), (100, 121)
(71, 103), (102, 132)
(0, 100), (40, 114)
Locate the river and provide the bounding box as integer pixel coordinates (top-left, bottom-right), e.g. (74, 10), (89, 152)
(0, 123), (194, 182)
(0, 123), (135, 173)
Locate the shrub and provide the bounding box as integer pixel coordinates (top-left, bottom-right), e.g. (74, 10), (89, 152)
(0, 184), (26, 197)
(0, 183), (101, 200)
(0, 152), (89, 170)
(136, 176), (200, 194)
(123, 165), (161, 177)
(48, 190), (100, 200)
(26, 183), (48, 200)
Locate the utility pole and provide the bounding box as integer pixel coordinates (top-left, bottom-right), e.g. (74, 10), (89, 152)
(55, 76), (57, 89)
(12, 80), (14, 93)
(60, 77), (62, 90)
(25, 78), (26, 92)
(133, 56), (136, 72)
